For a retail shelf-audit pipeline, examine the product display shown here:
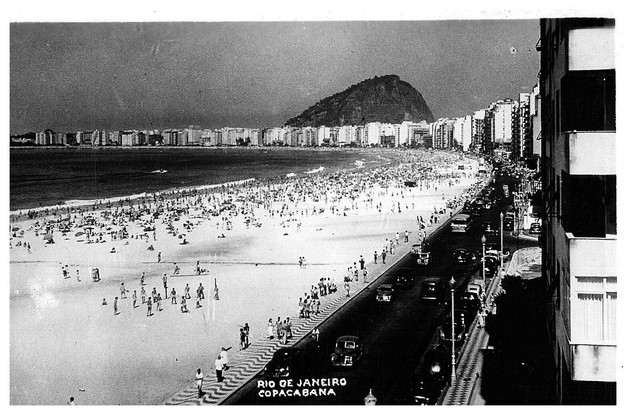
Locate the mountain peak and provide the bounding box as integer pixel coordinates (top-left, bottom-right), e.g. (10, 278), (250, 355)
(285, 75), (434, 127)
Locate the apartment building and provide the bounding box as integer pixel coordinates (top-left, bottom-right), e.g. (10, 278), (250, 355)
(539, 17), (616, 404)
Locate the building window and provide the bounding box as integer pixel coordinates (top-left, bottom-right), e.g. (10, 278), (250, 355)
(560, 70), (616, 132)
(575, 292), (616, 342)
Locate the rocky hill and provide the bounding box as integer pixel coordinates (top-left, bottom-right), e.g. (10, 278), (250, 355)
(285, 75), (435, 127)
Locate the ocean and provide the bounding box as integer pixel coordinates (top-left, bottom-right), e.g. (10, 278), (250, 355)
(9, 147), (374, 211)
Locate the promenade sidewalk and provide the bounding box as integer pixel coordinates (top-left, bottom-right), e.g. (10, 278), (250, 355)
(165, 210), (457, 405)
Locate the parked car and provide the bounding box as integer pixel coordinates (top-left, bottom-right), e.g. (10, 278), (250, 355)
(330, 335), (363, 368)
(410, 347), (451, 405)
(376, 284), (394, 302)
(452, 248), (471, 271)
(458, 292), (482, 322)
(530, 222), (541, 235)
(264, 347), (308, 379)
(440, 309), (468, 344)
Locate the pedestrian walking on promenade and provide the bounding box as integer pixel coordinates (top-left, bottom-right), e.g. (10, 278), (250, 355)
(267, 318), (274, 339)
(220, 347), (230, 370)
(195, 368), (204, 398)
(381, 249), (387, 264)
(240, 328), (247, 350)
(363, 268), (368, 283)
(359, 255), (365, 270)
(147, 297), (153, 316)
(345, 281), (351, 297)
(285, 318), (293, 341)
(132, 290), (138, 308)
(215, 355), (225, 382)
(404, 230), (409, 243)
(113, 297), (119, 315)
(395, 232), (400, 245)
(374, 251), (378, 264)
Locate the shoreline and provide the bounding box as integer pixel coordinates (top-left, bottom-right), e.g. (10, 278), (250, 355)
(10, 149), (484, 404)
(10, 146), (399, 215)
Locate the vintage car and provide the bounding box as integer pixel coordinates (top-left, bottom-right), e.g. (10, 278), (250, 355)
(393, 269), (416, 289)
(420, 277), (446, 304)
(264, 347), (307, 379)
(376, 284), (394, 302)
(411, 239), (431, 265)
(529, 222), (542, 235)
(440, 309), (468, 344)
(411, 347), (452, 405)
(481, 221), (499, 235)
(330, 335), (363, 368)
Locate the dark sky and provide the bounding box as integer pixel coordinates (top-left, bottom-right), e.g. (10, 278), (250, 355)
(10, 20), (540, 134)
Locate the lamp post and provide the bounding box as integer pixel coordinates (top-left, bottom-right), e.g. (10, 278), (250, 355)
(449, 276), (456, 383)
(499, 211), (504, 271)
(481, 234), (487, 284)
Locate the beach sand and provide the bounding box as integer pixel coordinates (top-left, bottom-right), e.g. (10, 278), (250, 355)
(10, 154), (481, 405)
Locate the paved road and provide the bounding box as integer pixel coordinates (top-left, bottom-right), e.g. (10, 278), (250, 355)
(223, 173), (536, 405)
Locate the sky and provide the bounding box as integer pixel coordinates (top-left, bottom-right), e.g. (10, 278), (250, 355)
(9, 19), (540, 134)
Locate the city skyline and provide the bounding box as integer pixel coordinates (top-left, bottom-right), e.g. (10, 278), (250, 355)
(10, 20), (540, 134)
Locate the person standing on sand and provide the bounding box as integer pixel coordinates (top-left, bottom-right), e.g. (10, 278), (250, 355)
(132, 290), (138, 308)
(173, 263), (180, 275)
(147, 297), (153, 317)
(171, 288), (177, 304)
(140, 272), (145, 286)
(158, 252), (161, 263)
(141, 287), (147, 304)
(163, 274), (168, 299)
(120, 283), (128, 299)
(156, 294), (163, 311)
(76, 270), (81, 282)
(113, 297), (119, 315)
(185, 284), (191, 299)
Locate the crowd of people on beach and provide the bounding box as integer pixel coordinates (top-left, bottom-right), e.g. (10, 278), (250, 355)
(10, 149), (488, 402)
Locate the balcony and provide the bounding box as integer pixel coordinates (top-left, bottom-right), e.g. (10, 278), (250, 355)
(568, 27), (615, 71)
(571, 343), (616, 382)
(566, 232), (616, 276)
(566, 131), (615, 175)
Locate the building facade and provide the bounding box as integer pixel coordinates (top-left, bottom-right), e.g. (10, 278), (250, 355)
(539, 17), (616, 404)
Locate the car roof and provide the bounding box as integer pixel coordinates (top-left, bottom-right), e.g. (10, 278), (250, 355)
(379, 283), (394, 289)
(336, 335), (359, 342)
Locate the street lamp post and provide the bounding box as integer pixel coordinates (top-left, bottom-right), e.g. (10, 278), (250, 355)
(499, 211), (504, 271)
(481, 234), (487, 284)
(449, 276), (456, 383)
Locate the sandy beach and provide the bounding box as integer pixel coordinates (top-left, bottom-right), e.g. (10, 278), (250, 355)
(9, 149), (483, 405)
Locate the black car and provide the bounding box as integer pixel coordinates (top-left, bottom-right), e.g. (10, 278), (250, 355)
(330, 335), (363, 368)
(394, 269), (415, 289)
(264, 347), (308, 379)
(411, 347), (452, 405)
(440, 309), (468, 344)
(529, 222), (541, 235)
(420, 277), (446, 304)
(481, 221), (499, 235)
(376, 284), (394, 302)
(458, 293), (481, 322)
(452, 248), (472, 271)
